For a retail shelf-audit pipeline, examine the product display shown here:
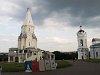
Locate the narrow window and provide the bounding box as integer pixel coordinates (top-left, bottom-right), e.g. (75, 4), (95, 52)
(29, 42), (30, 46)
(51, 55), (54, 60)
(85, 39), (87, 46)
(96, 52), (98, 57)
(34, 53), (36, 55)
(10, 56), (13, 61)
(29, 28), (30, 31)
(80, 39), (83, 46)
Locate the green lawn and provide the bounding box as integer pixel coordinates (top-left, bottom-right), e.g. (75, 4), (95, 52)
(1, 63), (24, 72)
(0, 60), (72, 72)
(84, 59), (100, 63)
(56, 60), (72, 69)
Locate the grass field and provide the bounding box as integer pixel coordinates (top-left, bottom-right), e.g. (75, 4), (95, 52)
(0, 60), (72, 72)
(84, 59), (100, 63)
(56, 60), (72, 69)
(1, 63), (24, 72)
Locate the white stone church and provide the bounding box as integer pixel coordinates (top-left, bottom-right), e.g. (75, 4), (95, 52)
(90, 38), (100, 59)
(8, 8), (55, 63)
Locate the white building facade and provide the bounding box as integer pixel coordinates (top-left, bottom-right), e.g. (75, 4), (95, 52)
(77, 26), (89, 59)
(90, 38), (100, 59)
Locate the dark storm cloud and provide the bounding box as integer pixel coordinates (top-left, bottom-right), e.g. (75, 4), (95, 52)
(3, 0), (100, 28)
(43, 0), (100, 28)
(45, 0), (100, 17)
(5, 0), (48, 25)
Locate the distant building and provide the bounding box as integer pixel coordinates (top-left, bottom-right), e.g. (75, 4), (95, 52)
(0, 53), (8, 56)
(0, 53), (8, 61)
(77, 26), (89, 59)
(90, 38), (100, 59)
(8, 8), (55, 63)
(92, 38), (100, 45)
(8, 48), (18, 62)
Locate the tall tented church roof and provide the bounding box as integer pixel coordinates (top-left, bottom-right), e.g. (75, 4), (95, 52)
(23, 8), (34, 26)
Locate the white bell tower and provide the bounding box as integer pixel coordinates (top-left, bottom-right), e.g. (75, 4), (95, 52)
(77, 26), (89, 59)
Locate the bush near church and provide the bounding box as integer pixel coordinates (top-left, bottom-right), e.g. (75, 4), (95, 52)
(53, 51), (78, 60)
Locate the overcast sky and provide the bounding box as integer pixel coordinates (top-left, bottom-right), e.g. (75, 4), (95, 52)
(0, 0), (100, 52)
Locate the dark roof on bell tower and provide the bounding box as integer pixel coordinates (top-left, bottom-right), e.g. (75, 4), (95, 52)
(78, 26), (85, 33)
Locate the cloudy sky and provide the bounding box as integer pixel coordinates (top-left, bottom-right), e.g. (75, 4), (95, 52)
(0, 0), (100, 52)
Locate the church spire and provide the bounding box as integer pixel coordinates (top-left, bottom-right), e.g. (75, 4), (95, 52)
(23, 8), (34, 26)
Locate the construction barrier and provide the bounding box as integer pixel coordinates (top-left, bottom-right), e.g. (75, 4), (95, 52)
(25, 60), (57, 72)
(45, 60), (51, 70)
(32, 60), (39, 72)
(25, 61), (32, 72)
(50, 60), (56, 70)
(39, 60), (45, 71)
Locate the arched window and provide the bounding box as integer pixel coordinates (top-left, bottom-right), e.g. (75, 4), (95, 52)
(96, 52), (98, 57)
(80, 39), (83, 46)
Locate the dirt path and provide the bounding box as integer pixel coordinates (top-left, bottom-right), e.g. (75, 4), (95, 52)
(2, 60), (100, 75)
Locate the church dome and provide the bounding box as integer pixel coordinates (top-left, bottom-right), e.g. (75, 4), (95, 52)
(77, 26), (85, 33)
(92, 38), (95, 42)
(77, 29), (86, 36)
(77, 26), (87, 37)
(78, 29), (84, 33)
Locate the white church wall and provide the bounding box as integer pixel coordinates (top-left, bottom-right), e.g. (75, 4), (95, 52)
(78, 35), (87, 48)
(90, 47), (100, 59)
(78, 49), (89, 59)
(25, 51), (43, 61)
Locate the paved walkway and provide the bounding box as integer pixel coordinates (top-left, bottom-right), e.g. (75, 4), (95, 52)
(2, 60), (100, 75)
